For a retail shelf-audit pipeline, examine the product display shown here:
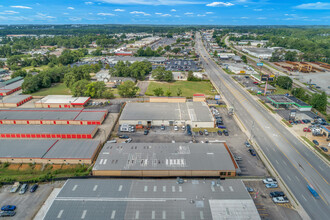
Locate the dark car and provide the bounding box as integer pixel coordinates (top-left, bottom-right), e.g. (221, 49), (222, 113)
(312, 140), (319, 145)
(119, 135), (129, 139)
(161, 125), (165, 130)
(248, 149), (256, 156)
(30, 184), (38, 193)
(1, 205), (16, 211)
(270, 191), (285, 198)
(0, 211), (16, 217)
(223, 130), (229, 136)
(144, 130), (149, 135)
(217, 130), (222, 136)
(199, 130), (203, 135)
(320, 147), (328, 152)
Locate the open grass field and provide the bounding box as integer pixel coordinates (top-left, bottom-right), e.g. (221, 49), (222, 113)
(31, 83), (71, 96)
(146, 81), (217, 97)
(22, 65), (49, 72)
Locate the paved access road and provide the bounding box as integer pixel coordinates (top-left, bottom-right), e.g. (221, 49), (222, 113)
(196, 32), (330, 220)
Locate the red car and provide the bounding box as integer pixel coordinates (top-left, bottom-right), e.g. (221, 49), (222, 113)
(253, 82), (259, 85)
(303, 127), (311, 132)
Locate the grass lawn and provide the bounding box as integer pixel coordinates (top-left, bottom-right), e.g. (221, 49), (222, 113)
(31, 83), (71, 96)
(273, 85), (290, 95)
(146, 81), (217, 97)
(23, 65), (49, 72)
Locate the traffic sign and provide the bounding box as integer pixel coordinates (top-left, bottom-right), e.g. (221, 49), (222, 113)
(257, 63), (263, 66)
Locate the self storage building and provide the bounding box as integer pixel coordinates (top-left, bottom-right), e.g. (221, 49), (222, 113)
(0, 124), (98, 139)
(119, 102), (215, 128)
(93, 142), (240, 177)
(35, 95), (90, 108)
(0, 108), (108, 125)
(0, 95), (32, 108)
(0, 78), (24, 96)
(0, 139), (101, 164)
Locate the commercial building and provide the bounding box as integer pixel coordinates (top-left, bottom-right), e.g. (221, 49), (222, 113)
(0, 95), (32, 108)
(93, 142), (239, 177)
(267, 95), (312, 111)
(41, 178), (260, 220)
(149, 96), (186, 103)
(287, 96), (312, 111)
(0, 108), (108, 125)
(0, 139), (101, 164)
(242, 48), (274, 60)
(193, 94), (206, 102)
(0, 77), (24, 96)
(119, 102), (215, 128)
(35, 95), (90, 108)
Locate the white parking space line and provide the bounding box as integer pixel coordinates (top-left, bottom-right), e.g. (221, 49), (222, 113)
(302, 195), (307, 201)
(286, 175), (292, 181)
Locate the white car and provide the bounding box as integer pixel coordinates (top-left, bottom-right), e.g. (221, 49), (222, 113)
(263, 178), (277, 184)
(174, 125), (179, 131)
(124, 138), (132, 143)
(272, 197), (289, 203)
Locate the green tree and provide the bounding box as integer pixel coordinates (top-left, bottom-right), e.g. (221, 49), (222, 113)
(241, 55), (247, 64)
(165, 90), (172, 97)
(153, 87), (164, 96)
(213, 50), (218, 58)
(177, 88), (182, 97)
(71, 80), (89, 96)
(310, 92), (327, 112)
(103, 89), (115, 99)
(84, 81), (106, 98)
(172, 48), (181, 54)
(11, 69), (27, 78)
(152, 67), (173, 82)
(117, 81), (138, 98)
(276, 76), (292, 90)
(21, 75), (40, 93)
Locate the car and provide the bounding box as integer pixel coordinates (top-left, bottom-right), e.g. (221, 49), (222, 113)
(199, 130), (203, 135)
(204, 129), (209, 136)
(248, 149), (256, 156)
(107, 139), (117, 143)
(272, 196), (289, 203)
(1, 205), (16, 211)
(217, 130), (222, 136)
(19, 183), (28, 194)
(182, 126), (186, 131)
(320, 147), (328, 152)
(270, 191), (285, 198)
(253, 81), (259, 85)
(161, 125), (165, 130)
(30, 184), (38, 193)
(266, 183), (278, 188)
(234, 156), (242, 161)
(124, 138), (132, 143)
(263, 178), (277, 184)
(303, 127), (311, 132)
(10, 182), (21, 193)
(0, 211), (16, 217)
(312, 140), (319, 145)
(245, 141), (251, 148)
(119, 135), (129, 139)
(174, 125), (179, 131)
(223, 130), (229, 136)
(246, 187), (254, 192)
(144, 130), (149, 135)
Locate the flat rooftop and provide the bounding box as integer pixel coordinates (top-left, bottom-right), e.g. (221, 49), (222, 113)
(0, 124), (97, 135)
(120, 102), (214, 122)
(0, 139), (101, 159)
(43, 178), (261, 220)
(244, 48), (273, 54)
(1, 95), (31, 104)
(93, 143), (238, 172)
(35, 95), (90, 105)
(287, 96), (312, 107)
(0, 80), (23, 92)
(267, 95), (295, 104)
(0, 108), (107, 121)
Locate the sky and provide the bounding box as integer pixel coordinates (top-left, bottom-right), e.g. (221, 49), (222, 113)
(0, 0), (329, 25)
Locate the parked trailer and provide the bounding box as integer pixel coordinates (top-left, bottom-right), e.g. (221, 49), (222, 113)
(307, 184), (320, 199)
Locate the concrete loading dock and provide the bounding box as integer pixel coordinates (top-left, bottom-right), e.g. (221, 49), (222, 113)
(35, 95), (90, 108)
(41, 178), (260, 220)
(0, 108), (108, 125)
(0, 124), (98, 139)
(0, 95), (32, 108)
(119, 102), (215, 128)
(0, 139), (101, 164)
(93, 143), (240, 177)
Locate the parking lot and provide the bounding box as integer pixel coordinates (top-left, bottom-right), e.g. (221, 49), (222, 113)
(165, 59), (200, 71)
(244, 180), (302, 220)
(0, 181), (64, 220)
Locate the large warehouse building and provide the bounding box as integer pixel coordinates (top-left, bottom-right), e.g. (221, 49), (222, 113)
(0, 124), (97, 139)
(93, 142), (240, 177)
(119, 102), (215, 128)
(0, 108), (108, 125)
(35, 95), (90, 108)
(0, 139), (101, 164)
(40, 178), (261, 220)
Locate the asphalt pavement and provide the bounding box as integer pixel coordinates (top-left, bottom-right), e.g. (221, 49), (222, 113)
(196, 32), (330, 220)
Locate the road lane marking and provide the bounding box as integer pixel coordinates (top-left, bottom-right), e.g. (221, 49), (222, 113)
(302, 195), (307, 201)
(287, 175), (292, 181)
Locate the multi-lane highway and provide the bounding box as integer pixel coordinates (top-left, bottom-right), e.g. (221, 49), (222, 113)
(196, 32), (330, 220)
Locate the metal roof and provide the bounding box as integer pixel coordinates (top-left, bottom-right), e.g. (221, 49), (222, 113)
(0, 80), (23, 93)
(0, 124), (97, 134)
(43, 178), (260, 220)
(120, 102), (214, 123)
(0, 108), (107, 121)
(93, 143), (237, 172)
(0, 139), (100, 159)
(2, 95), (31, 104)
(35, 95), (90, 105)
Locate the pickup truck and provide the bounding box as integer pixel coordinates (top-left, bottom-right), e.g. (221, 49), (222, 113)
(10, 182), (21, 193)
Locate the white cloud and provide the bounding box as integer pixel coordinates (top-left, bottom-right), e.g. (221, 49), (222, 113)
(10, 6), (32, 9)
(130, 11), (150, 16)
(206, 12), (214, 14)
(155, 12), (163, 15)
(69, 17), (82, 21)
(197, 14), (206, 17)
(98, 0), (204, 5)
(240, 16), (249, 19)
(257, 17), (266, 19)
(97, 13), (115, 16)
(206, 2), (234, 7)
(184, 12), (194, 15)
(171, 9), (176, 12)
(63, 13), (69, 15)
(35, 13), (56, 19)
(67, 7), (75, 10)
(0, 10), (19, 15)
(174, 15), (181, 17)
(161, 14), (171, 16)
(85, 2), (94, 5)
(114, 9), (125, 12)
(295, 2), (330, 10)
(253, 9), (263, 11)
